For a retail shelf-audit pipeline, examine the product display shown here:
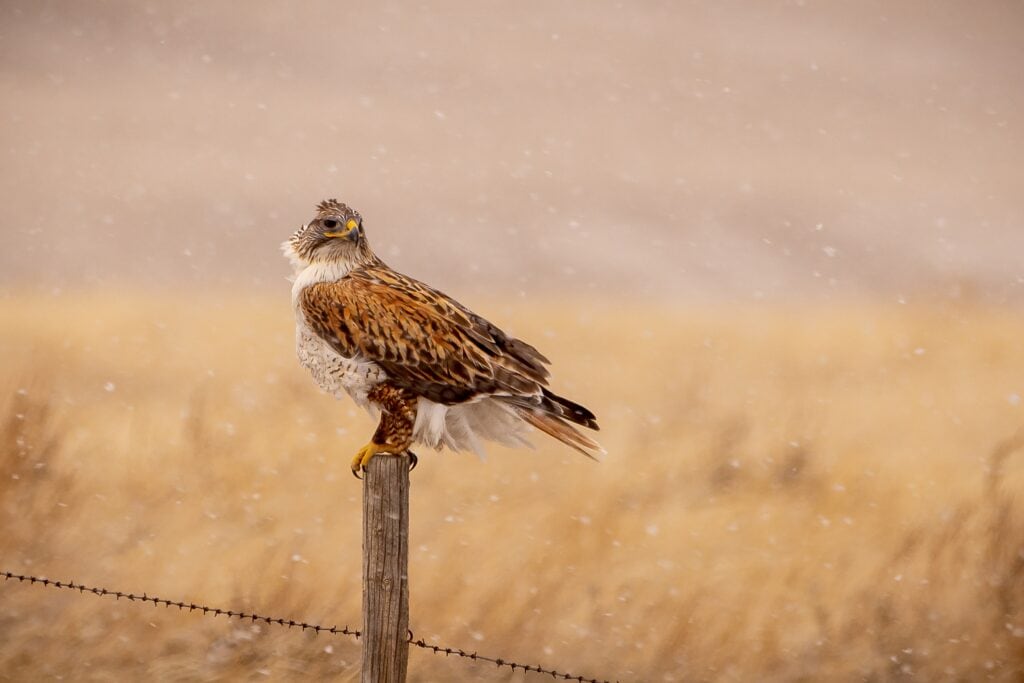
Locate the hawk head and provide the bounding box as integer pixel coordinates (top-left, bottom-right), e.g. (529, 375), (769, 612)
(282, 199), (370, 270)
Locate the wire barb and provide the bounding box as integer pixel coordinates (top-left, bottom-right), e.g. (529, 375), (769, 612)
(405, 630), (619, 683)
(1, 568), (619, 683)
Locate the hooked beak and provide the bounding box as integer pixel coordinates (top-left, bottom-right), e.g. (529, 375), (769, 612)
(323, 218), (360, 240)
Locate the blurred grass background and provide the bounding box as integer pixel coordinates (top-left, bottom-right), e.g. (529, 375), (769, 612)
(1, 294), (1023, 680)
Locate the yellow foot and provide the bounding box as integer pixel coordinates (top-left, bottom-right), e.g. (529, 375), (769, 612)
(350, 444), (418, 479)
(351, 442), (383, 478)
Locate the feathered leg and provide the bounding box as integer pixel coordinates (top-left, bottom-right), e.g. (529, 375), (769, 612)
(351, 384), (418, 477)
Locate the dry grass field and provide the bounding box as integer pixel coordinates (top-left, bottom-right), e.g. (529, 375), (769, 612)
(1, 292), (1023, 681)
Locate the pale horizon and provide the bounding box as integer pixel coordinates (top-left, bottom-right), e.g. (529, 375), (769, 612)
(1, 1), (1022, 304)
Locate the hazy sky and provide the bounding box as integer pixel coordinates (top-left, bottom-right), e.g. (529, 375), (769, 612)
(1, 1), (1022, 303)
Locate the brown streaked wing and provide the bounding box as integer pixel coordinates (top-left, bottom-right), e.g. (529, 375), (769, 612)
(351, 267), (551, 383)
(299, 270), (546, 404)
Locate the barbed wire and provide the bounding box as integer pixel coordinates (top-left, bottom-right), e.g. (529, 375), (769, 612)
(0, 569), (359, 637)
(1, 569), (619, 683)
(406, 632), (618, 682)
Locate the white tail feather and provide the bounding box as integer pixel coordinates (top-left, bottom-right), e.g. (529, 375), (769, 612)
(410, 395), (601, 460)
(412, 397), (534, 459)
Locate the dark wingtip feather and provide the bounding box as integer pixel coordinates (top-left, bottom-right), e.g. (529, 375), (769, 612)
(515, 408), (605, 460)
(541, 388), (599, 430)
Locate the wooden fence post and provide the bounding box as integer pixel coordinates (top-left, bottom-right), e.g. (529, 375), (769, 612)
(361, 453), (411, 683)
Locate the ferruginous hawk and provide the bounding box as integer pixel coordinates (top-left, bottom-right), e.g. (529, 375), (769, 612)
(284, 199), (602, 476)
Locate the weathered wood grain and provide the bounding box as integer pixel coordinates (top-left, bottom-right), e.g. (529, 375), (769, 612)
(361, 454), (410, 682)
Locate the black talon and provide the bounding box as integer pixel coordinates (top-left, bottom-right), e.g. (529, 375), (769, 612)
(351, 467), (362, 480)
(408, 452), (418, 472)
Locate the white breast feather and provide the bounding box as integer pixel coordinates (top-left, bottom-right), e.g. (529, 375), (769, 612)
(290, 254), (386, 410)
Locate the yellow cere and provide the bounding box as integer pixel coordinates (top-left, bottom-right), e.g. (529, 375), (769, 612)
(346, 219), (358, 230)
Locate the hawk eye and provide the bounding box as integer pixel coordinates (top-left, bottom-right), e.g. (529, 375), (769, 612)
(322, 219), (339, 229)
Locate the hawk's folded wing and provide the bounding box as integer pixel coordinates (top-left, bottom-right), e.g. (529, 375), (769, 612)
(299, 268), (551, 405)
